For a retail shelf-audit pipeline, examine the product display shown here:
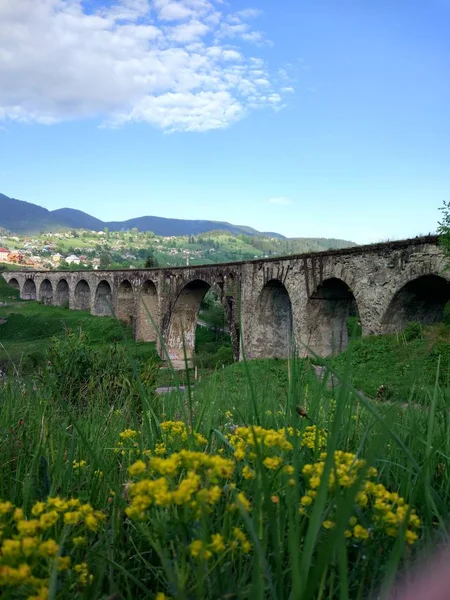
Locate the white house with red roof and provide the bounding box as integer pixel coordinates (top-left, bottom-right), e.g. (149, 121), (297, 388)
(0, 247), (9, 261)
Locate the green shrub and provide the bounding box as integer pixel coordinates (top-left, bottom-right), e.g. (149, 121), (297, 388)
(39, 330), (158, 407)
(403, 321), (423, 341)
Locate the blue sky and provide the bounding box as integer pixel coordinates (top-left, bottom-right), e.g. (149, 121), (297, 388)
(0, 0), (449, 243)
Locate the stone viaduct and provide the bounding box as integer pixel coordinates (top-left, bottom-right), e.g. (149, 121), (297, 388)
(2, 236), (449, 368)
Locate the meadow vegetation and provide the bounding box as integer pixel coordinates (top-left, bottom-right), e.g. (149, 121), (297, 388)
(1, 277), (450, 599)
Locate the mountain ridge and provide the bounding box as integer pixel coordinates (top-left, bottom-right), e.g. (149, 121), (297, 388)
(0, 193), (289, 238)
(0, 193), (356, 251)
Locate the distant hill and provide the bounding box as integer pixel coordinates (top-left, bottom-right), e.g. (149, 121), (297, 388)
(0, 193), (287, 238)
(0, 193), (356, 250)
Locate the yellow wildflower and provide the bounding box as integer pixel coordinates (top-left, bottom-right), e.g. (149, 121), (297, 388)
(128, 460), (147, 477)
(1, 539), (21, 556)
(119, 429), (139, 440)
(236, 492), (251, 512)
(232, 527), (252, 553)
(39, 511), (59, 530)
(31, 502), (46, 517)
(74, 562), (93, 586)
(189, 539), (212, 560)
(17, 519), (40, 536)
(72, 536), (86, 546)
(57, 556), (71, 571)
(38, 539), (59, 557)
(353, 525), (369, 540)
(0, 501), (13, 515)
(72, 460), (87, 470)
(263, 456), (283, 470)
(242, 465), (256, 480)
(210, 533), (226, 553)
(64, 511), (81, 526)
(21, 536), (39, 556)
(406, 530), (418, 545)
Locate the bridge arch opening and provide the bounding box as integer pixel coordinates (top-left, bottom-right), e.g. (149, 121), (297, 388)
(74, 280), (91, 311)
(116, 280), (134, 324)
(382, 274), (450, 333)
(39, 279), (53, 305)
(8, 278), (19, 290)
(166, 279), (211, 368)
(55, 279), (70, 307)
(249, 279), (293, 359)
(136, 280), (158, 342)
(94, 280), (113, 316)
(23, 279), (37, 300)
(304, 278), (359, 356)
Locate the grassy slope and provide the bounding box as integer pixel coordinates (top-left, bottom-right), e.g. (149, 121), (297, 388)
(0, 278), (159, 370)
(330, 324), (450, 403)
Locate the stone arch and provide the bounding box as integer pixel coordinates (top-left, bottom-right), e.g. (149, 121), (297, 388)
(23, 279), (37, 300)
(55, 279), (70, 307)
(116, 279), (134, 324)
(39, 279), (53, 305)
(165, 279), (211, 368)
(136, 280), (159, 342)
(94, 280), (113, 316)
(8, 278), (19, 290)
(303, 278), (359, 356)
(381, 274), (450, 333)
(73, 280), (91, 311)
(248, 279), (293, 359)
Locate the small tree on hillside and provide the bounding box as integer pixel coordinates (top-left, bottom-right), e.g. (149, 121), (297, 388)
(438, 200), (450, 257)
(100, 252), (111, 269)
(145, 253), (159, 268)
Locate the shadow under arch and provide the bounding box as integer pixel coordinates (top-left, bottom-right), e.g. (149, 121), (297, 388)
(117, 279), (134, 324)
(94, 280), (113, 316)
(381, 274), (450, 333)
(304, 277), (359, 356)
(136, 280), (159, 342)
(248, 279), (293, 359)
(8, 278), (19, 290)
(55, 279), (70, 307)
(73, 280), (91, 311)
(39, 279), (53, 305)
(165, 279), (211, 368)
(23, 279), (37, 300)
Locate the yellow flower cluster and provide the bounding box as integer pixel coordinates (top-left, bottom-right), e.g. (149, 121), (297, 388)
(72, 460), (87, 470)
(0, 497), (103, 598)
(300, 426), (327, 450)
(228, 425), (326, 470)
(119, 428), (139, 440)
(301, 451), (421, 545)
(126, 450), (235, 519)
(160, 421), (208, 448)
(188, 528), (251, 560)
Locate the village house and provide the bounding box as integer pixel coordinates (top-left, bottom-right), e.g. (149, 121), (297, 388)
(65, 255), (80, 265)
(0, 247), (10, 261)
(51, 253), (63, 264)
(7, 251), (25, 264)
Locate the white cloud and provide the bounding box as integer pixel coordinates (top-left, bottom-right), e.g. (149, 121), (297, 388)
(0, 0), (292, 132)
(167, 19), (210, 42)
(269, 197), (293, 205)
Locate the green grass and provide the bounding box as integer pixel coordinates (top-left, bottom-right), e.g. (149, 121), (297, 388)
(1, 345), (449, 599)
(330, 322), (450, 404)
(0, 293), (159, 372)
